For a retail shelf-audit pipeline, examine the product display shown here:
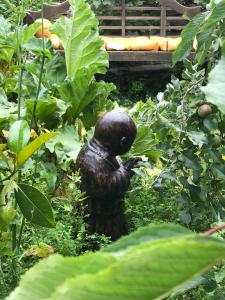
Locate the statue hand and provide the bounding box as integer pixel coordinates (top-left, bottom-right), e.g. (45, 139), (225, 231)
(123, 157), (142, 171)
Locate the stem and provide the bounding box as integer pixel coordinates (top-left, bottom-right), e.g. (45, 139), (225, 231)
(202, 224), (225, 236)
(0, 171), (16, 183)
(17, 68), (24, 120)
(30, 1), (45, 130)
(10, 0), (25, 287)
(17, 216), (25, 250)
(30, 55), (45, 130)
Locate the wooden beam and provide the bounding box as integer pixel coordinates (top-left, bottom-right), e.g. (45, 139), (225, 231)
(108, 51), (173, 62)
(160, 6), (167, 36)
(121, 0), (126, 36)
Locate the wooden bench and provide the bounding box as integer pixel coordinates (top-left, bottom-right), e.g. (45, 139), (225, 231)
(25, 0), (201, 62)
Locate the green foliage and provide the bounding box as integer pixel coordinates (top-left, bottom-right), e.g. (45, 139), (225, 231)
(8, 120), (30, 155)
(129, 59), (225, 230)
(7, 224), (225, 300)
(17, 131), (59, 167)
(14, 183), (55, 228)
(46, 125), (83, 170)
(202, 56), (225, 114)
(57, 73), (115, 125)
(51, 0), (115, 126)
(173, 1), (225, 66)
(52, 0), (108, 78)
(172, 13), (205, 65)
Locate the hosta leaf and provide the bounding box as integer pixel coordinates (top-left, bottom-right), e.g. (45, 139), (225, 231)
(8, 120), (30, 155)
(202, 56), (225, 114)
(7, 253), (115, 300)
(52, 0), (108, 77)
(17, 132), (59, 166)
(14, 183), (55, 228)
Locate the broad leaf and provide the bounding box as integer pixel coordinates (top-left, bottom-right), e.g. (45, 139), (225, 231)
(8, 120), (30, 155)
(58, 74), (115, 123)
(17, 132), (59, 166)
(201, 1), (225, 31)
(44, 53), (67, 85)
(14, 183), (55, 228)
(202, 56), (225, 114)
(52, 236), (225, 300)
(7, 253), (115, 300)
(196, 27), (214, 65)
(7, 224), (225, 300)
(0, 45), (15, 63)
(21, 23), (41, 45)
(131, 125), (162, 161)
(45, 126), (82, 170)
(102, 223), (190, 254)
(26, 97), (57, 123)
(172, 13), (205, 65)
(23, 37), (51, 59)
(52, 0), (108, 77)
(187, 130), (208, 147)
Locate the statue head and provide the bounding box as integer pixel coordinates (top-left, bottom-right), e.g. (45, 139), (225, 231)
(93, 111), (137, 155)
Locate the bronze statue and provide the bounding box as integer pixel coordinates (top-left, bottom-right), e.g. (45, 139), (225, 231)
(75, 111), (140, 241)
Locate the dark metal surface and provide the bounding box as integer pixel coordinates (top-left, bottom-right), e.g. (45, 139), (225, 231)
(75, 111), (140, 241)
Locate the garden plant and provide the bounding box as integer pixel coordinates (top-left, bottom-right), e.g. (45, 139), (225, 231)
(0, 0), (225, 299)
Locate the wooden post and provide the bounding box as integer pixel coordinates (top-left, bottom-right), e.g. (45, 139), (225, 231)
(121, 0), (126, 36)
(160, 5), (166, 36)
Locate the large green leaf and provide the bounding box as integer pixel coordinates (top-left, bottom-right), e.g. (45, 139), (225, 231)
(0, 45), (15, 63)
(172, 13), (205, 65)
(8, 120), (30, 155)
(131, 125), (162, 161)
(14, 183), (55, 228)
(23, 37), (51, 59)
(102, 223), (191, 254)
(58, 74), (115, 123)
(26, 97), (57, 123)
(202, 56), (225, 114)
(52, 0), (108, 78)
(7, 253), (115, 300)
(201, 1), (225, 32)
(45, 126), (82, 170)
(21, 23), (41, 45)
(7, 224), (225, 300)
(52, 237), (225, 300)
(17, 132), (59, 166)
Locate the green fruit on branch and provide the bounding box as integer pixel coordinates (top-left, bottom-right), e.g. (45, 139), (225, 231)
(211, 135), (222, 148)
(197, 104), (212, 118)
